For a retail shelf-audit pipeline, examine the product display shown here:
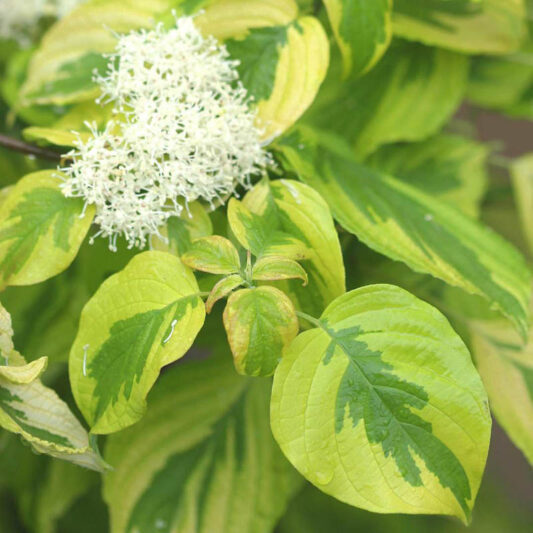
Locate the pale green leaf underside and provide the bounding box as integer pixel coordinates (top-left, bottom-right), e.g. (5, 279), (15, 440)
(271, 284), (491, 522)
(104, 356), (301, 533)
(69, 251), (205, 434)
(0, 303), (104, 471)
(393, 0), (527, 55)
(276, 127), (532, 339)
(470, 315), (533, 465)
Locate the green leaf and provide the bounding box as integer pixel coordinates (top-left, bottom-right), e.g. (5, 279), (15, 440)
(181, 236), (241, 275)
(0, 303), (105, 471)
(229, 179), (345, 318)
(0, 47), (60, 127)
(392, 0), (527, 54)
(467, 52), (533, 117)
(271, 284), (491, 523)
(226, 25), (289, 101)
(367, 134), (489, 218)
(323, 0), (392, 77)
(228, 196), (309, 260)
(35, 460), (97, 533)
(276, 126), (532, 339)
(205, 274), (245, 313)
(224, 16), (329, 140)
(470, 315), (533, 465)
(512, 154), (533, 257)
(152, 202), (213, 256)
(0, 236), (136, 365)
(194, 0), (299, 41)
(0, 171), (94, 289)
(22, 100), (115, 148)
(69, 251), (206, 434)
(306, 40), (469, 157)
(104, 356), (301, 533)
(0, 373), (106, 471)
(0, 302), (48, 382)
(0, 146), (41, 189)
(223, 286), (298, 376)
(1, 300), (15, 360)
(20, 0), (327, 139)
(22, 127), (88, 148)
(0, 355), (47, 384)
(20, 0), (175, 106)
(252, 255), (308, 285)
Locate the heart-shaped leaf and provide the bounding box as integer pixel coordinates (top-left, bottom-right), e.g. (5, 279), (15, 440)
(271, 284), (491, 523)
(69, 251), (205, 434)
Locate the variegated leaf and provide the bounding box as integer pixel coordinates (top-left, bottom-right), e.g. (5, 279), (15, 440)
(306, 40), (469, 157)
(512, 154), (533, 256)
(0, 171), (94, 289)
(35, 460), (98, 533)
(323, 0), (392, 77)
(181, 236), (241, 275)
(104, 356), (301, 533)
(252, 255), (308, 285)
(152, 202), (213, 257)
(367, 134), (489, 218)
(69, 251), (205, 434)
(205, 274), (245, 313)
(271, 285), (491, 523)
(23, 127), (86, 148)
(228, 196), (309, 260)
(467, 50), (533, 118)
(470, 314), (533, 465)
(20, 0), (327, 140)
(0, 303), (105, 471)
(224, 286), (298, 376)
(22, 100), (115, 148)
(226, 15), (329, 139)
(393, 0), (527, 54)
(276, 126), (531, 339)
(20, 0), (175, 106)
(229, 178), (345, 318)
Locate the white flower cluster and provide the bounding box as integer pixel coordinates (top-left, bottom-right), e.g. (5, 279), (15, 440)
(0, 0), (85, 45)
(61, 16), (269, 250)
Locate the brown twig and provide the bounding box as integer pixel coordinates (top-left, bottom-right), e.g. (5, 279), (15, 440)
(0, 133), (62, 162)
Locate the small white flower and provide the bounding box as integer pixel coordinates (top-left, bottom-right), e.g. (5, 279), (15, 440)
(0, 0), (86, 45)
(61, 16), (270, 250)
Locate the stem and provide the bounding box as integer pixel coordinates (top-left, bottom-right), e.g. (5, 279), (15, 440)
(245, 250), (253, 282)
(197, 292), (211, 299)
(295, 310), (324, 330)
(0, 133), (62, 162)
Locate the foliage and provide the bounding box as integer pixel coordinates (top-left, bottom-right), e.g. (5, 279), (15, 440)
(0, 0), (532, 532)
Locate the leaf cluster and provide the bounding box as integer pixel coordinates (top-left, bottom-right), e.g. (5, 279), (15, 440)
(0, 1), (532, 532)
